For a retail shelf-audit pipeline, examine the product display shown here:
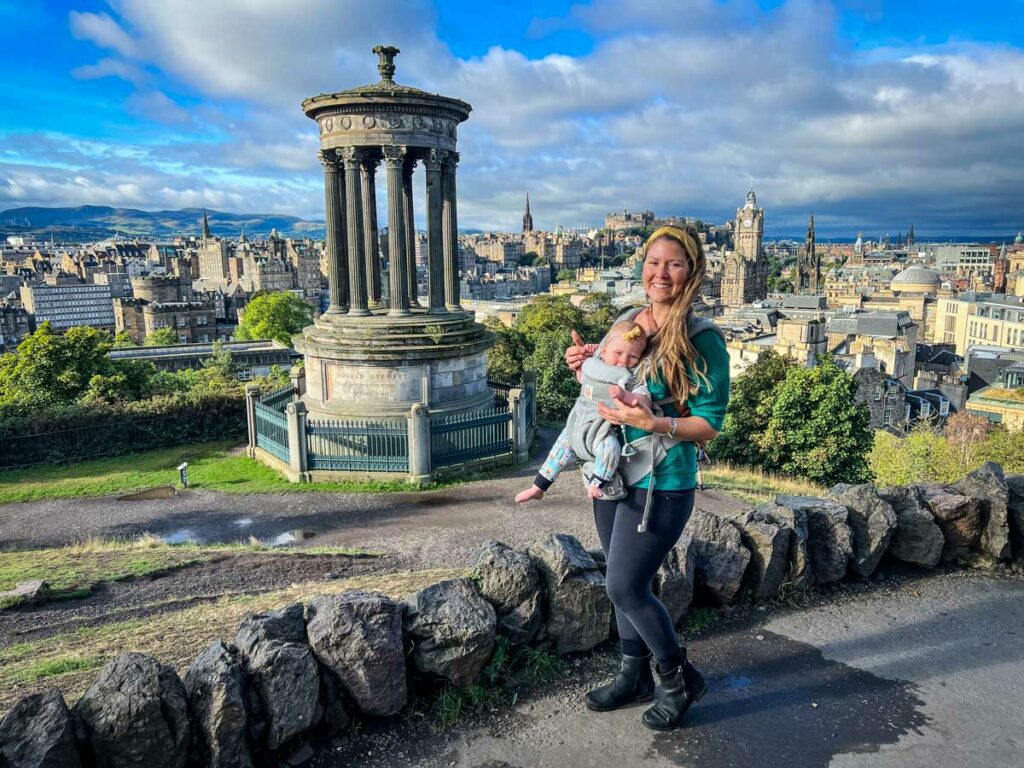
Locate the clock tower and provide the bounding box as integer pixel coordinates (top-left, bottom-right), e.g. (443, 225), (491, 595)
(735, 186), (764, 261)
(721, 187), (769, 306)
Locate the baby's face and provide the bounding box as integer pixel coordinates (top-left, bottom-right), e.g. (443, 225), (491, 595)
(603, 337), (646, 368)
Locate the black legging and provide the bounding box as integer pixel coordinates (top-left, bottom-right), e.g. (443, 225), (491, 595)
(594, 486), (695, 668)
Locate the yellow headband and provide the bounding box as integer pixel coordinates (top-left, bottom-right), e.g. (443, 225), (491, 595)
(643, 225), (698, 264)
(621, 325), (644, 342)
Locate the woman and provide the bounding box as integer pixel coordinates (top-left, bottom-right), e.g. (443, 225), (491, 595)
(565, 225), (730, 731)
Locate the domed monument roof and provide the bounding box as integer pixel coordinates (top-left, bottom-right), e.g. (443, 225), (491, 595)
(890, 265), (940, 293)
(302, 46), (471, 153)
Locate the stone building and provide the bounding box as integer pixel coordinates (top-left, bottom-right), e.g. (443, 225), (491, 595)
(522, 193), (533, 233)
(19, 279), (115, 332)
(196, 211), (231, 281)
(721, 188), (769, 306)
(605, 209), (654, 231)
(796, 214), (821, 293)
(114, 298), (217, 345)
(0, 301), (30, 351)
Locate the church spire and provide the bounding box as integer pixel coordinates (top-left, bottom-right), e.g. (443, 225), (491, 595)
(522, 191), (534, 233)
(202, 209), (211, 239)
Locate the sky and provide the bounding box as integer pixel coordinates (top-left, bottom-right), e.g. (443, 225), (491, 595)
(1, 0), (1023, 237)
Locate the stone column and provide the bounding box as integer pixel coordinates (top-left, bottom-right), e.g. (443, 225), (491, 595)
(423, 149), (447, 314)
(319, 150), (348, 314)
(406, 403), (431, 486)
(442, 152), (462, 311)
(286, 400), (308, 482)
(244, 384), (260, 458)
(289, 365), (306, 398)
(402, 156), (419, 307)
(340, 148), (370, 316)
(360, 154), (382, 307)
(383, 145), (410, 316)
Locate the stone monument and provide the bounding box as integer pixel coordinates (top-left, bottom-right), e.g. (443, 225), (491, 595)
(296, 46), (494, 418)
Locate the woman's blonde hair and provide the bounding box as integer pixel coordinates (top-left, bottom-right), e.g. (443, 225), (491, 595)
(642, 225), (713, 405)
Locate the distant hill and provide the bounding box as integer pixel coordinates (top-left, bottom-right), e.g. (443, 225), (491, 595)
(0, 206), (326, 240)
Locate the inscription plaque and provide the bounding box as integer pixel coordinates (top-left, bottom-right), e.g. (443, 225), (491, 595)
(326, 364), (422, 403)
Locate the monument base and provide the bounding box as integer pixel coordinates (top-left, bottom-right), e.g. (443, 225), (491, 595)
(293, 307), (496, 420)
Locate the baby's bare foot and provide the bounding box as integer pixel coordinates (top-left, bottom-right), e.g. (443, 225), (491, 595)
(515, 486), (545, 503)
(587, 484), (604, 499)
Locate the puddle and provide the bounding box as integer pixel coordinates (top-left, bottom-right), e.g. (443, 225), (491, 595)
(415, 496), (457, 507)
(269, 530), (317, 547)
(163, 529), (200, 545)
(117, 486), (177, 501)
(717, 673), (758, 692)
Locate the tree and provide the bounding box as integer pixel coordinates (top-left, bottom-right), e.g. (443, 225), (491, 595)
(944, 411), (991, 475)
(525, 330), (579, 421)
(555, 269), (576, 283)
(236, 292), (314, 346)
(0, 323), (115, 410)
(978, 426), (1024, 475)
(145, 327), (179, 346)
(758, 354), (873, 485)
(869, 422), (955, 486)
(82, 360), (157, 405)
(485, 321), (531, 383)
(112, 331), (137, 348)
(519, 251), (538, 267)
(516, 295), (588, 338)
(712, 350), (796, 466)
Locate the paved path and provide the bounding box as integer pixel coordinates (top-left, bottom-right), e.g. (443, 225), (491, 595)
(0, 466), (749, 570)
(317, 571), (1024, 768)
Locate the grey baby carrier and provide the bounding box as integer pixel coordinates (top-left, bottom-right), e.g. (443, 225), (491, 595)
(577, 307), (724, 532)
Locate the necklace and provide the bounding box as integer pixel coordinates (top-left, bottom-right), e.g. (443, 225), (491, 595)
(645, 304), (660, 333)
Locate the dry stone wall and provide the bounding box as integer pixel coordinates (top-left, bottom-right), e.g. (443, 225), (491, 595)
(4, 461), (1024, 767)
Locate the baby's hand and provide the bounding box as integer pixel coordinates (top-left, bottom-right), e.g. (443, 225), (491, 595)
(609, 385), (641, 408)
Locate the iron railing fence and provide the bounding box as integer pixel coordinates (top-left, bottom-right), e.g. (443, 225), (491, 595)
(430, 407), (512, 468)
(253, 387), (294, 463)
(306, 419), (409, 472)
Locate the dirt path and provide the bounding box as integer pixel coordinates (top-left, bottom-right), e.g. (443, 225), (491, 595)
(0, 551), (392, 649)
(0, 450), (750, 573)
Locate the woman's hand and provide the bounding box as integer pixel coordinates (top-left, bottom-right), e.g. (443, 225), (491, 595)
(596, 389), (658, 432)
(564, 330), (591, 372)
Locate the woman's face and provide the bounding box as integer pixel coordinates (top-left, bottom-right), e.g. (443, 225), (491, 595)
(642, 237), (691, 305)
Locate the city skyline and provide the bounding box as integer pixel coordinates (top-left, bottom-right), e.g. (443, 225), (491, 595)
(1, 1), (1023, 237)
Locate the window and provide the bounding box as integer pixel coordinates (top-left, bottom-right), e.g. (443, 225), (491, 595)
(874, 385), (882, 401)
(921, 402), (931, 417)
(939, 401), (950, 416)
(884, 407), (893, 425)
(905, 404), (912, 421)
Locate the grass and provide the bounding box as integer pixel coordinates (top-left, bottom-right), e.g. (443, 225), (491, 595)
(682, 607), (721, 636)
(0, 567), (462, 716)
(427, 636), (569, 731)
(0, 535), (384, 600)
(0, 441), (454, 504)
(703, 462), (827, 504)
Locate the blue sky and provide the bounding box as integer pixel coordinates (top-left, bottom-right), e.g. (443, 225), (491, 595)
(1, 0), (1023, 237)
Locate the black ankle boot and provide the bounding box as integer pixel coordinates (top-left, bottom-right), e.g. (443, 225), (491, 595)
(584, 653), (655, 712)
(641, 661), (708, 731)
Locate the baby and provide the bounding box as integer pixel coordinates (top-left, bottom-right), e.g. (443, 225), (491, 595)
(515, 321), (651, 503)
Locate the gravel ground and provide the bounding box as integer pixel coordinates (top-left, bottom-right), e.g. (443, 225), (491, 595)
(0, 551), (391, 649)
(0, 430), (750, 571)
(312, 564), (1024, 768)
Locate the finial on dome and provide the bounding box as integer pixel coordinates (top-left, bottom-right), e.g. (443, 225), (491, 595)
(373, 45), (400, 83)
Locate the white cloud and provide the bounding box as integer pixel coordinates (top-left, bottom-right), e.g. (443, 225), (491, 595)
(71, 57), (147, 85)
(69, 11), (140, 58)
(4, 0), (1021, 236)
